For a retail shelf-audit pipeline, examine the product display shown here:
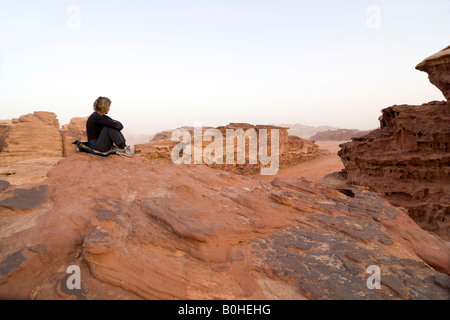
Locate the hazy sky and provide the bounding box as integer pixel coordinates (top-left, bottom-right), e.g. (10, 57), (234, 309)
(0, 0), (449, 134)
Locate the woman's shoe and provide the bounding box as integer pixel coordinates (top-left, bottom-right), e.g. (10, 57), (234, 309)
(116, 145), (135, 157)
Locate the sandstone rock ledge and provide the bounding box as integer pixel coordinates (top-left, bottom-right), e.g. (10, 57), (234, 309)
(0, 113), (87, 187)
(135, 123), (323, 175)
(339, 101), (450, 239)
(416, 45), (450, 100)
(339, 46), (450, 240)
(0, 153), (448, 300)
(0, 112), (63, 167)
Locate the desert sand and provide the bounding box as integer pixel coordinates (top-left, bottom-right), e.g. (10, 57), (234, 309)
(256, 140), (348, 183)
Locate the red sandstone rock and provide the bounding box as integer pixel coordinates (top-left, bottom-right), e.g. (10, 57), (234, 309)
(60, 117), (88, 157)
(339, 46), (450, 240)
(0, 153), (448, 300)
(0, 112), (63, 166)
(340, 102), (450, 239)
(135, 123), (322, 175)
(416, 45), (450, 101)
(0, 157), (64, 186)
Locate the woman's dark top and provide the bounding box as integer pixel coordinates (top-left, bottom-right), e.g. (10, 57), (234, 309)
(86, 112), (124, 141)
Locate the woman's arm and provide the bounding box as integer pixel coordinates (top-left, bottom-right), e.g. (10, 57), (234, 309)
(95, 113), (124, 130)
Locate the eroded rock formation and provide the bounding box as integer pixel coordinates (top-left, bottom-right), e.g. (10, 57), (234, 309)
(0, 153), (448, 300)
(416, 45), (450, 100)
(0, 113), (86, 186)
(339, 46), (450, 240)
(0, 112), (63, 166)
(135, 123), (322, 175)
(60, 117), (88, 157)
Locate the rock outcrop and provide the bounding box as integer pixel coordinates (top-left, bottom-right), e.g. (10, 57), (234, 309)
(311, 129), (374, 141)
(0, 153), (449, 300)
(0, 112), (63, 166)
(135, 123), (322, 175)
(60, 117), (88, 157)
(0, 113), (83, 186)
(416, 45), (450, 100)
(133, 126), (206, 162)
(339, 46), (450, 240)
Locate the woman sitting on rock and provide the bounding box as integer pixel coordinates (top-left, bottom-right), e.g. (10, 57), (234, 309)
(86, 96), (135, 157)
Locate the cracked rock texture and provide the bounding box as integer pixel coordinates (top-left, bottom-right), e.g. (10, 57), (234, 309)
(0, 153), (448, 300)
(339, 46), (450, 240)
(0, 112), (63, 167)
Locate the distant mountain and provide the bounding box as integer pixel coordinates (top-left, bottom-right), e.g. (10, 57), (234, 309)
(122, 128), (154, 148)
(310, 129), (374, 141)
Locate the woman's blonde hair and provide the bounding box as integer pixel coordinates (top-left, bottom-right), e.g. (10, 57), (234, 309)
(93, 96), (111, 114)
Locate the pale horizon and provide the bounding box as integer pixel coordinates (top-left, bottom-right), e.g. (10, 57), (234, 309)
(1, 1), (449, 135)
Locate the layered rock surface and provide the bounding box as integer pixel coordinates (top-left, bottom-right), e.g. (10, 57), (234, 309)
(416, 45), (450, 100)
(0, 154), (449, 300)
(135, 123), (322, 175)
(0, 112), (63, 167)
(0, 157), (64, 186)
(60, 117), (88, 157)
(339, 46), (450, 240)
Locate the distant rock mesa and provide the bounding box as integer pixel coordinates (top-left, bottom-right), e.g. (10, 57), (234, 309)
(135, 123), (323, 175)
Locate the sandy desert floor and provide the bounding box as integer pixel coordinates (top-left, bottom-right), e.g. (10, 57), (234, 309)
(256, 140), (348, 183)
